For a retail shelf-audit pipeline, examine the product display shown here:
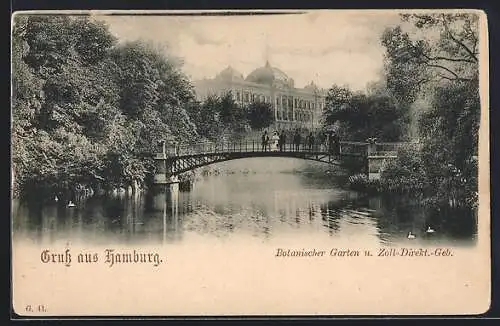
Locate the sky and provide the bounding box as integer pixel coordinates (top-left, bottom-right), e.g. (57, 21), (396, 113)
(96, 11), (402, 91)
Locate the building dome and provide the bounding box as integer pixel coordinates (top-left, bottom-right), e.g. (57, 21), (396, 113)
(246, 61), (293, 87)
(216, 66), (244, 81)
(304, 81), (318, 91)
(304, 80), (326, 95)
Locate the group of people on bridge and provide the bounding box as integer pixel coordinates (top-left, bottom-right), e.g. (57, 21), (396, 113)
(261, 129), (341, 155)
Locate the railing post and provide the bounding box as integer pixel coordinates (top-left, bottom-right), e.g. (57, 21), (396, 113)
(366, 138), (377, 156)
(253, 140), (255, 152)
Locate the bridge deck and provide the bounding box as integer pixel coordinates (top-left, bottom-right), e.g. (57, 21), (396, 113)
(152, 139), (410, 183)
(155, 140), (409, 158)
(160, 140), (389, 157)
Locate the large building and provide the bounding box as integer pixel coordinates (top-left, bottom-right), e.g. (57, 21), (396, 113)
(193, 61), (327, 131)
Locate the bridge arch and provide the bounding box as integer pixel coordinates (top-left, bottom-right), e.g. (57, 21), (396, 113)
(169, 152), (344, 177)
(151, 140), (404, 184)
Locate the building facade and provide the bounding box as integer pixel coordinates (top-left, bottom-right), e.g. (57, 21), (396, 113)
(193, 61), (327, 131)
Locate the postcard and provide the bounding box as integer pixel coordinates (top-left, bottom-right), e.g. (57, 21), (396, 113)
(11, 9), (490, 316)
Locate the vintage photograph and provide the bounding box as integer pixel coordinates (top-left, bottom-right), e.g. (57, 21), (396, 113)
(11, 10), (489, 316)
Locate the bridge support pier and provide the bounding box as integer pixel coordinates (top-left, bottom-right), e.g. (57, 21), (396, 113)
(151, 182), (179, 211)
(153, 140), (179, 185)
(365, 139), (397, 181)
(153, 141), (168, 184)
(367, 157), (386, 181)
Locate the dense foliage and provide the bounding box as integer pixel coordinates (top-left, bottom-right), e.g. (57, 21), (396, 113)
(245, 101), (274, 131)
(379, 13), (480, 208)
(12, 15), (200, 197)
(185, 91), (250, 142)
(323, 85), (406, 141)
(12, 15), (277, 199)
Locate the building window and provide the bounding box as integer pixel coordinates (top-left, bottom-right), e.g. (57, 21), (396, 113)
(236, 91), (241, 101)
(277, 110), (282, 120)
(244, 92), (249, 102)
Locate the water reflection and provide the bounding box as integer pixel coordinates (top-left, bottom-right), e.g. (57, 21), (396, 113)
(12, 170), (477, 246)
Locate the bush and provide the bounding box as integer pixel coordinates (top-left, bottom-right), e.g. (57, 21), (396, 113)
(347, 173), (380, 193)
(379, 144), (427, 194)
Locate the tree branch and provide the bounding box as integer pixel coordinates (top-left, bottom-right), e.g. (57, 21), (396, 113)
(426, 63), (461, 79)
(464, 18), (479, 56)
(434, 71), (474, 82)
(415, 77), (430, 88)
(426, 55), (476, 64)
(436, 73), (457, 81)
(441, 14), (478, 62)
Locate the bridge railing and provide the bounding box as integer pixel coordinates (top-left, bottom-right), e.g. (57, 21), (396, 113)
(160, 139), (412, 157)
(337, 142), (368, 157)
(373, 142), (421, 156)
(163, 140), (375, 157)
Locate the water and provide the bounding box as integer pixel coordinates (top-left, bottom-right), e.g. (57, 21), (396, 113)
(12, 158), (477, 247)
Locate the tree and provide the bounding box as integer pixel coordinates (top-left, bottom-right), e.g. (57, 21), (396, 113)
(104, 41), (199, 186)
(186, 95), (225, 142)
(186, 92), (249, 141)
(380, 13), (480, 207)
(246, 101), (273, 130)
(382, 14), (478, 93)
(11, 15), (200, 197)
(323, 85), (352, 126)
(12, 15), (118, 196)
(218, 92), (247, 133)
(322, 84), (405, 141)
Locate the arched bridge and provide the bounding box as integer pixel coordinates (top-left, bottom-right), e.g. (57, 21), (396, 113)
(152, 139), (410, 184)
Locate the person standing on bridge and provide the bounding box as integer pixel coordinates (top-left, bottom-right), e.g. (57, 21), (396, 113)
(279, 130), (286, 151)
(332, 132), (341, 156)
(327, 131), (334, 154)
(262, 130), (270, 152)
(293, 130), (301, 151)
(307, 132), (315, 151)
(271, 131), (280, 152)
